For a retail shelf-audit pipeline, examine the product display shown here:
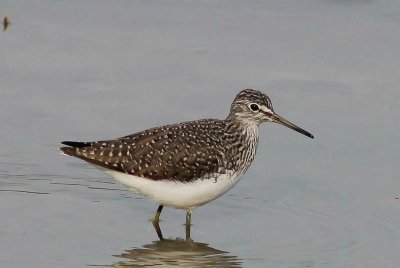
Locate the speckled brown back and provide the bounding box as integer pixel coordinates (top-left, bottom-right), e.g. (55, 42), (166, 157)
(61, 119), (234, 182)
(60, 89), (268, 183)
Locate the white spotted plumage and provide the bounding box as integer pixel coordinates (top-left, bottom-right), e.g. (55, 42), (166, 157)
(60, 89), (314, 225)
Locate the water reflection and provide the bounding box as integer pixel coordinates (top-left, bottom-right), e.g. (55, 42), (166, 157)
(111, 238), (242, 268)
(107, 221), (242, 267)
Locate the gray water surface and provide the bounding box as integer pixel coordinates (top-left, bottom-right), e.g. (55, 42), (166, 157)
(1, 1), (400, 267)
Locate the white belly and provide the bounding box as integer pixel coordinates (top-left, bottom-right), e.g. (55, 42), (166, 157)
(104, 169), (242, 210)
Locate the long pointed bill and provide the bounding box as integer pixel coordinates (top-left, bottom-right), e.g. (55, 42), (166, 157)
(272, 113), (314, 139)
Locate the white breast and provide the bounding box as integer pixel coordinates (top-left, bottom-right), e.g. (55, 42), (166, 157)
(104, 169), (243, 210)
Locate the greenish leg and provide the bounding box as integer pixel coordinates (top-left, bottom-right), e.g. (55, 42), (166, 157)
(185, 210), (192, 241)
(185, 210), (192, 226)
(152, 205), (164, 224)
(152, 205), (164, 240)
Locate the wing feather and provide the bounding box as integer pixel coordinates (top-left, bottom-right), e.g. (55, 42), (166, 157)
(60, 119), (227, 182)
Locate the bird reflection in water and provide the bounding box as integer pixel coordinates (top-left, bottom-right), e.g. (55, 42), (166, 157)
(110, 222), (242, 268)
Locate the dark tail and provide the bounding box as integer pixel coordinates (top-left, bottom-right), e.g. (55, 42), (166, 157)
(61, 141), (91, 148)
(60, 141), (91, 157)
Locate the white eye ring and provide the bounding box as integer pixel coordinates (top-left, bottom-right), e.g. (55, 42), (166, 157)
(248, 103), (259, 112)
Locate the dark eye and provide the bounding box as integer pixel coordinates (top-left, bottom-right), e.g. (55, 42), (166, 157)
(249, 103), (259, 112)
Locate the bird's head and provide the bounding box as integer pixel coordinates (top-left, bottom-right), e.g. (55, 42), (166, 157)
(229, 89), (314, 139)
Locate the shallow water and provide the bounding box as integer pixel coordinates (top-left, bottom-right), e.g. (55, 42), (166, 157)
(1, 1), (400, 267)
